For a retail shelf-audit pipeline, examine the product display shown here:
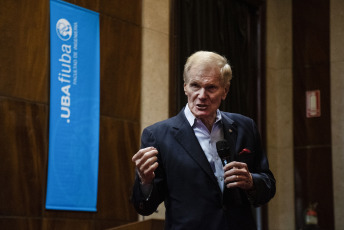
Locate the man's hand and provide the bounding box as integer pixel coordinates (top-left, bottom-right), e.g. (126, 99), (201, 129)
(132, 147), (159, 185)
(223, 161), (254, 190)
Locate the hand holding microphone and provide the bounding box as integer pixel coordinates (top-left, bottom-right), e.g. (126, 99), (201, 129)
(223, 162), (254, 190)
(216, 140), (254, 191)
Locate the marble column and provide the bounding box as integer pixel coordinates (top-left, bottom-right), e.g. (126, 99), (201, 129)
(330, 0), (344, 229)
(140, 0), (170, 220)
(266, 0), (295, 229)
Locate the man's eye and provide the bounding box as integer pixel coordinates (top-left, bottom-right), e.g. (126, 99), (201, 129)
(207, 86), (217, 91)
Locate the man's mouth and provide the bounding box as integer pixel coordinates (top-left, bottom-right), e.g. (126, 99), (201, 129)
(196, 104), (207, 110)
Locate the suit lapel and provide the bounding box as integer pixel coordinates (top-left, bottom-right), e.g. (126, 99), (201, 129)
(173, 111), (219, 187)
(221, 112), (238, 162)
(172, 110), (238, 190)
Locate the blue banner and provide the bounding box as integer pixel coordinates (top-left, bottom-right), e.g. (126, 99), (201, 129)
(46, 0), (100, 211)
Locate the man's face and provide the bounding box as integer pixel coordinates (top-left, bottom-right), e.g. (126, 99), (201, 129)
(184, 65), (229, 123)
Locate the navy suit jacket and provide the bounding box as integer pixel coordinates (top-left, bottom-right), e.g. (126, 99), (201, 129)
(131, 109), (276, 230)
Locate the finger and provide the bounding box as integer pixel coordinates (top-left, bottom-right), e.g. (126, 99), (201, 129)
(224, 164), (252, 185)
(132, 147), (156, 162)
(225, 174), (254, 190)
(233, 169), (251, 184)
(223, 161), (244, 172)
(224, 173), (240, 184)
(223, 166), (241, 178)
(143, 161), (159, 175)
(132, 149), (158, 168)
(139, 162), (159, 184)
(137, 152), (158, 170)
(225, 162), (250, 175)
(226, 161), (248, 169)
(139, 155), (158, 172)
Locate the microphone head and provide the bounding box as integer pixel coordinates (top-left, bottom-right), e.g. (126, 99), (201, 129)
(216, 140), (230, 159)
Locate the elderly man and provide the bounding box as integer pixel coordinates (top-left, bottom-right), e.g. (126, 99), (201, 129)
(131, 51), (275, 230)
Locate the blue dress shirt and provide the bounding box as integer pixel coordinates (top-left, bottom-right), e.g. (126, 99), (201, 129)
(184, 105), (225, 192)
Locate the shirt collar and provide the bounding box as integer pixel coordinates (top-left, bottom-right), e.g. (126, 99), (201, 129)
(184, 104), (222, 127)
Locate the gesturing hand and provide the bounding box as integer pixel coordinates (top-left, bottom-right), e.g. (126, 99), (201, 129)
(132, 147), (159, 185)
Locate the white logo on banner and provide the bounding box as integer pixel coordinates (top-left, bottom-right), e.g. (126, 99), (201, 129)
(56, 18), (72, 41)
(55, 18), (76, 123)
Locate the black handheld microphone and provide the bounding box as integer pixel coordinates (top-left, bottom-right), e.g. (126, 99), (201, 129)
(216, 139), (242, 205)
(216, 140), (231, 166)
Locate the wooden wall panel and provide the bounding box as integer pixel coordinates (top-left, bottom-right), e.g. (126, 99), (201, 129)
(97, 117), (138, 220)
(0, 0), (49, 102)
(69, 0), (142, 25)
(41, 219), (95, 230)
(0, 218), (42, 230)
(0, 0), (142, 229)
(107, 219), (165, 230)
(0, 98), (48, 216)
(292, 0), (334, 229)
(99, 15), (141, 120)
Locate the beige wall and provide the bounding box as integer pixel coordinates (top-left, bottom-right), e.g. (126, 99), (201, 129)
(266, 0), (295, 229)
(141, 0), (170, 129)
(331, 0), (344, 229)
(140, 0), (170, 220)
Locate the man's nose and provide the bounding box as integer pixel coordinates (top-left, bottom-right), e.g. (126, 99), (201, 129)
(198, 88), (207, 99)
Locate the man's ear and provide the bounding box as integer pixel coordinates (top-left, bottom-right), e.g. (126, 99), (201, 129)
(184, 83), (187, 95)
